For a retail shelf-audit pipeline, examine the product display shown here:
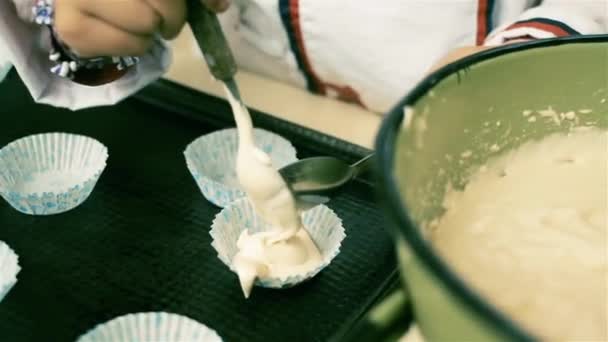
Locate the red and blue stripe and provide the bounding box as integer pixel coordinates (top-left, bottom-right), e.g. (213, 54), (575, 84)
(506, 17), (581, 37)
(476, 0), (496, 45)
(279, 0), (366, 107)
(279, 0), (324, 94)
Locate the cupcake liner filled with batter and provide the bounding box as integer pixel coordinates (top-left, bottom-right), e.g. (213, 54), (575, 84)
(210, 198), (346, 296)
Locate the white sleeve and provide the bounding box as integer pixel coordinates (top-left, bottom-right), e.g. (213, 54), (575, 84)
(0, 0), (172, 111)
(485, 0), (608, 45)
(12, 0), (35, 22)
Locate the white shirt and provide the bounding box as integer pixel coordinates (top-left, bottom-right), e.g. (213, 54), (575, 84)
(2, 0), (607, 112)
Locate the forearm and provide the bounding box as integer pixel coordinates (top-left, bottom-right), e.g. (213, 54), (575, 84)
(1, 0), (172, 110)
(486, 0), (607, 45)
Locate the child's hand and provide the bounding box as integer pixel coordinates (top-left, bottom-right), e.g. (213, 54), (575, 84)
(54, 0), (230, 58)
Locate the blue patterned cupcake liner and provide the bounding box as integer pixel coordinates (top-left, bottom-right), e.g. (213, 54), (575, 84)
(77, 312), (223, 342)
(0, 241), (20, 302)
(210, 198), (346, 290)
(0, 133), (108, 215)
(184, 128), (298, 207)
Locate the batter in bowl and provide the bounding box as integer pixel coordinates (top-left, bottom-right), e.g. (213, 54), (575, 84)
(430, 129), (607, 340)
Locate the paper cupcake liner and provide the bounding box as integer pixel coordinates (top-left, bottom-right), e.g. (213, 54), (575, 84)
(184, 128), (297, 207)
(0, 133), (108, 215)
(0, 241), (20, 302)
(210, 198), (346, 289)
(77, 312), (222, 342)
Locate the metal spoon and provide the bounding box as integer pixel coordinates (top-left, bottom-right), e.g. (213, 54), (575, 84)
(279, 153), (375, 210)
(185, 3), (373, 210)
(187, 0), (242, 101)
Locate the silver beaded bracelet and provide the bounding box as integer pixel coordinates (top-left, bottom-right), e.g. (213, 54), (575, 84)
(32, 0), (139, 79)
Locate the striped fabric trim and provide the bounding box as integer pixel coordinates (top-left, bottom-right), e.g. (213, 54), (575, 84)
(506, 18), (581, 37)
(324, 83), (366, 108)
(278, 0), (366, 107)
(278, 0), (324, 94)
(503, 34), (535, 43)
(476, 0), (495, 45)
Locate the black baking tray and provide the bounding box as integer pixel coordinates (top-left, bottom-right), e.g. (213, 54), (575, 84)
(0, 71), (399, 341)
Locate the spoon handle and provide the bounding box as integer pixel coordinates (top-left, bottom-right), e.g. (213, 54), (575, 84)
(187, 0), (237, 81)
(351, 153), (375, 178)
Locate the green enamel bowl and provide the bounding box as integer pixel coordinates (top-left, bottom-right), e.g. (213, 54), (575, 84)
(354, 35), (608, 341)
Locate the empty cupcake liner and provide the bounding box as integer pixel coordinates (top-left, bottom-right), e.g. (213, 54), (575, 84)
(211, 198), (346, 289)
(0, 241), (20, 302)
(0, 133), (108, 215)
(184, 128), (298, 208)
(77, 312), (222, 342)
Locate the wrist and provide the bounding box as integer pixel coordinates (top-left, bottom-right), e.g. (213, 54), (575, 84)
(32, 0), (139, 85)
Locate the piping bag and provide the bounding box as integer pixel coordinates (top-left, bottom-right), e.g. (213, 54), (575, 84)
(187, 0), (242, 101)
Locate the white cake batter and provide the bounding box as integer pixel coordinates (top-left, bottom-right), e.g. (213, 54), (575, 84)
(232, 228), (322, 298)
(431, 129), (607, 340)
(223, 86), (322, 298)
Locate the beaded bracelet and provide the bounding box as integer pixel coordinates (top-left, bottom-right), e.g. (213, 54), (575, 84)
(32, 0), (139, 80)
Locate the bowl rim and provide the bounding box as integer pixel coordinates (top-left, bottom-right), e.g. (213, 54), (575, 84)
(374, 34), (608, 340)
